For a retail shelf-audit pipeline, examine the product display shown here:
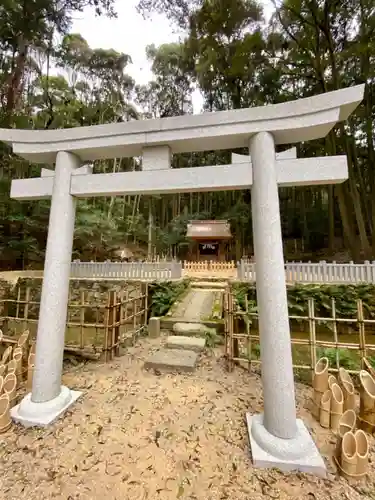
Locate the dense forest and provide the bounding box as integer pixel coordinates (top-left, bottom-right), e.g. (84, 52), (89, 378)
(0, 0), (374, 269)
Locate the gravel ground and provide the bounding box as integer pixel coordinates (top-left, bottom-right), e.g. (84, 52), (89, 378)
(1, 336), (375, 500)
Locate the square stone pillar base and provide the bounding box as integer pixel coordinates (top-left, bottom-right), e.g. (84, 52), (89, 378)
(246, 413), (326, 477)
(11, 386), (82, 427)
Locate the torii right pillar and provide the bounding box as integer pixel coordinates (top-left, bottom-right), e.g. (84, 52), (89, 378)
(247, 131), (325, 475)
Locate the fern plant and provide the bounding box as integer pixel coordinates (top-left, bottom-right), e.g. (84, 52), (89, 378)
(148, 279), (190, 317)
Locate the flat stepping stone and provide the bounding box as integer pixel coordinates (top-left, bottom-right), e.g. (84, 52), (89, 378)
(144, 348), (198, 372)
(173, 322), (209, 336)
(166, 335), (206, 352)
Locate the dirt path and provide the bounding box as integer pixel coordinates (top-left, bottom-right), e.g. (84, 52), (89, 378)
(1, 337), (374, 500)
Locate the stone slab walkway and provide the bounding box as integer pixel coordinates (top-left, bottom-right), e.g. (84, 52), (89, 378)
(171, 289), (215, 322)
(144, 283), (225, 374)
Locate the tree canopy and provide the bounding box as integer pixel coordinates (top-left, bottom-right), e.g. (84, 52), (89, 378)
(1, 0), (374, 269)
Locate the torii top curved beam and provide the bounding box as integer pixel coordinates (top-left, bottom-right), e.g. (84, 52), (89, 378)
(0, 85), (364, 164)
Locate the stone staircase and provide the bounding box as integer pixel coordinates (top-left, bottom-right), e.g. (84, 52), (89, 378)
(144, 280), (227, 373)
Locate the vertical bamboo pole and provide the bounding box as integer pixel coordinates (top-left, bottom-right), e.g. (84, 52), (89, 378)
(358, 300), (366, 361)
(80, 290), (85, 350)
(245, 294), (251, 371)
(308, 299), (316, 379)
(118, 290), (124, 349)
(332, 298), (339, 370)
(144, 282), (148, 328)
(309, 299), (317, 380)
(16, 286), (21, 333)
(23, 287), (30, 331)
(115, 291), (120, 356)
(103, 291), (111, 362)
(224, 289), (229, 368)
(133, 290), (137, 345)
(109, 291), (116, 360)
(228, 292), (234, 372)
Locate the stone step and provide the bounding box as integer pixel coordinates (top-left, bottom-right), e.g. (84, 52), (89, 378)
(160, 317), (224, 333)
(173, 322), (213, 336)
(192, 281), (227, 290)
(144, 348), (198, 373)
(166, 335), (206, 352)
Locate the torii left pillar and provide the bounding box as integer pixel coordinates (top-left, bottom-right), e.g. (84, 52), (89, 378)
(12, 151), (83, 426)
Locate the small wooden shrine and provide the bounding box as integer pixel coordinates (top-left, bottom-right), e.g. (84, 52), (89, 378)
(186, 220), (232, 261)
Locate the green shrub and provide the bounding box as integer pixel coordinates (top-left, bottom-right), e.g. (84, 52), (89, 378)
(317, 347), (359, 370)
(148, 279), (190, 317)
(233, 283), (375, 320)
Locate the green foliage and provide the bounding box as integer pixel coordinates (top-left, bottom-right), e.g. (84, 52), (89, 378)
(1, 0), (375, 269)
(233, 283), (375, 320)
(148, 279), (190, 317)
(204, 327), (220, 347)
(317, 347), (359, 371)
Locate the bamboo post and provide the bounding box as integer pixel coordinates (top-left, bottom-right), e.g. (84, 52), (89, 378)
(312, 357), (329, 419)
(357, 299), (366, 361)
(80, 290), (85, 350)
(320, 389), (331, 428)
(0, 393), (11, 433)
(13, 347), (24, 386)
(3, 373), (17, 408)
(228, 292), (234, 372)
(233, 297), (239, 360)
(332, 298), (339, 370)
(331, 383), (344, 432)
(355, 429), (369, 476)
(328, 374), (338, 391)
(6, 359), (16, 376)
(27, 353), (35, 392)
(338, 367), (356, 412)
(114, 291), (120, 357)
(334, 409), (356, 462)
(118, 290), (124, 350)
(143, 282), (148, 328)
(16, 286), (21, 326)
(109, 290), (116, 359)
(2, 299), (9, 334)
(0, 364), (5, 377)
(359, 370), (375, 433)
(224, 291), (229, 370)
(23, 287), (30, 331)
(17, 330), (30, 368)
(340, 431), (357, 480)
(245, 294), (251, 371)
(103, 291), (111, 362)
(308, 298), (316, 378)
(2, 346), (12, 364)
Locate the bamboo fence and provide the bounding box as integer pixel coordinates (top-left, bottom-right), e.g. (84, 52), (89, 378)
(0, 282), (149, 361)
(224, 289), (375, 375)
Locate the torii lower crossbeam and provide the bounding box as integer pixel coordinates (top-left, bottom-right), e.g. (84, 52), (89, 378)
(10, 155), (348, 200)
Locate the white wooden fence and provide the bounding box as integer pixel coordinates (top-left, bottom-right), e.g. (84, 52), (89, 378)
(237, 260), (375, 284)
(71, 261), (182, 280)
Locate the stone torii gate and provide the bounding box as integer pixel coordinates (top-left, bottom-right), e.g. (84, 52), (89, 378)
(0, 85), (364, 476)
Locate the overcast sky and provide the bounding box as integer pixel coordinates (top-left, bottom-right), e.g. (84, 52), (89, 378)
(70, 0), (274, 113)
